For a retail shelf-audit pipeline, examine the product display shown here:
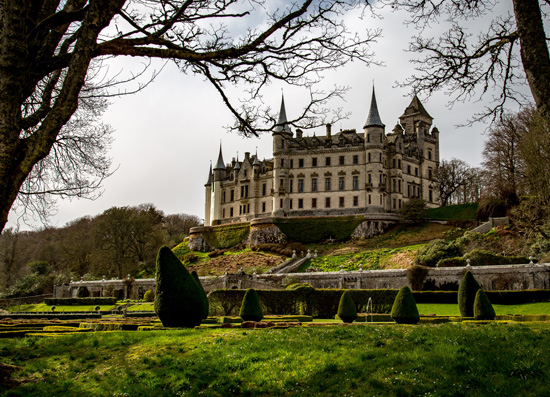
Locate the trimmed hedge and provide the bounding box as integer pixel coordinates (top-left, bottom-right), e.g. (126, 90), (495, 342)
(209, 289), (399, 318)
(239, 289), (264, 322)
(458, 271), (481, 317)
(274, 216), (364, 243)
(45, 297), (117, 306)
(391, 286), (420, 324)
(337, 291), (357, 323)
(474, 289), (496, 320)
(202, 223), (250, 249)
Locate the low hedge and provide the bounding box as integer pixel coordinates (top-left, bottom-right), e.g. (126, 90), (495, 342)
(209, 289), (399, 318)
(45, 297), (118, 306)
(413, 290), (550, 305)
(202, 223), (250, 249)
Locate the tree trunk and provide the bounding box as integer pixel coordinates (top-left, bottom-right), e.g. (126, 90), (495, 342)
(513, 0), (550, 129)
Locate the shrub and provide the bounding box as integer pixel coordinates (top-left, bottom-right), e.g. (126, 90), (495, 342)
(337, 291), (357, 323)
(474, 289), (496, 320)
(239, 289), (263, 322)
(415, 239), (461, 267)
(390, 286), (420, 324)
(183, 253), (199, 263)
(191, 271), (209, 319)
(154, 246), (204, 327)
(143, 289), (155, 302)
(406, 265), (431, 291)
(458, 271), (481, 317)
(400, 198), (427, 223)
(476, 196), (509, 220)
(463, 249), (528, 266)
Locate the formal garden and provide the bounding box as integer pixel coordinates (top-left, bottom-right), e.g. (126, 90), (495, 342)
(1, 246), (550, 395)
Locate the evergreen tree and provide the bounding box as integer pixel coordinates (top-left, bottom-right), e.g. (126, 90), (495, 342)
(239, 289), (263, 322)
(154, 246), (203, 327)
(474, 289), (496, 320)
(458, 271), (481, 317)
(191, 270), (209, 319)
(337, 291), (358, 323)
(391, 286), (420, 324)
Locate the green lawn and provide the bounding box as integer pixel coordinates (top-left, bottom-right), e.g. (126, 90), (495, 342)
(8, 303), (117, 312)
(1, 323), (550, 396)
(417, 302), (550, 316)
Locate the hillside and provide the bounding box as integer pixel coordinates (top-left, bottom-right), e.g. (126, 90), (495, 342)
(178, 222), (465, 275)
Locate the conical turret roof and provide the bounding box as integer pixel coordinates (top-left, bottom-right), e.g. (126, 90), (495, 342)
(214, 144), (226, 170)
(274, 94), (292, 134)
(205, 163), (213, 186)
(400, 95), (433, 119)
(364, 87), (385, 128)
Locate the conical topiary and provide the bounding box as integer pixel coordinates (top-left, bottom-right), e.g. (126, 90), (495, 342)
(337, 291), (357, 323)
(191, 270), (209, 319)
(474, 289), (496, 320)
(458, 271), (481, 317)
(239, 288), (263, 322)
(391, 286), (420, 324)
(154, 246), (204, 327)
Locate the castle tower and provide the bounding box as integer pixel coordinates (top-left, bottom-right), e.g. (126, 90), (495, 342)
(204, 163), (213, 226)
(272, 94), (292, 217)
(364, 87), (386, 212)
(210, 144), (226, 225)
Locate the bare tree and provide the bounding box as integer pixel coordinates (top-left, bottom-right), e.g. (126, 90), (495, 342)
(377, 1), (550, 127)
(436, 158), (473, 206)
(0, 0), (378, 233)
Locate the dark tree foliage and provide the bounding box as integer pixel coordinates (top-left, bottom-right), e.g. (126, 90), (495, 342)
(239, 288), (263, 322)
(458, 270), (481, 318)
(154, 246), (204, 327)
(390, 285), (419, 324)
(337, 290), (357, 323)
(474, 289), (496, 320)
(399, 198), (427, 224)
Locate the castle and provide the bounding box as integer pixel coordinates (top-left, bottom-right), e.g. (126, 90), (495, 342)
(204, 88), (440, 226)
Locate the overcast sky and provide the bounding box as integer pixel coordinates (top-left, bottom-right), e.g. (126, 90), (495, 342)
(8, 1), (527, 231)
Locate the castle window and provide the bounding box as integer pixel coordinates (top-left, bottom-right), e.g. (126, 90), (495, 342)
(392, 178), (396, 192)
(353, 176), (359, 190)
(290, 179), (293, 193)
(280, 178), (284, 190)
(429, 189), (433, 202)
(398, 179), (402, 193)
(428, 150), (432, 160)
(262, 202), (266, 212)
(290, 159), (294, 168)
(325, 156), (331, 166)
(367, 134), (370, 143)
(282, 140), (285, 149)
(380, 153), (382, 162)
(244, 170), (247, 177)
(428, 168), (433, 179)
(223, 190), (226, 203)
(298, 179), (304, 193)
(298, 199), (304, 209)
(230, 189), (234, 201)
(399, 199), (402, 209)
(222, 209), (225, 218)
(325, 197), (331, 208)
(339, 197), (345, 208)
(299, 159), (304, 168)
(368, 173), (372, 184)
(368, 153), (371, 162)
(393, 199), (396, 209)
(280, 198), (283, 208)
(230, 207), (234, 217)
(353, 155), (359, 165)
(312, 157), (317, 167)
(407, 165), (411, 174)
(368, 194), (371, 205)
(398, 159), (401, 169)
(325, 177), (332, 191)
(312, 198), (317, 208)
(339, 177), (345, 191)
(262, 183), (266, 196)
(247, 203), (250, 213)
(380, 135), (383, 143)
(281, 159), (284, 167)
(353, 196), (358, 207)
(415, 167), (418, 176)
(392, 159), (396, 168)
(339, 156), (345, 165)
(312, 178), (318, 192)
(289, 199), (293, 209)
(239, 206), (242, 215)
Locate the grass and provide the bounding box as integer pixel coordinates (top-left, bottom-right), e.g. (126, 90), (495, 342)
(7, 303), (117, 313)
(1, 323), (550, 395)
(417, 302), (550, 316)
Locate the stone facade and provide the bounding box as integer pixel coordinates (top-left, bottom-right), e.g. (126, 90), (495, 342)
(204, 88), (440, 226)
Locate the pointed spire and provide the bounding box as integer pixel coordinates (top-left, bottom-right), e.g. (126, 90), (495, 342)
(364, 86), (385, 128)
(274, 93), (292, 134)
(400, 95), (433, 119)
(253, 148), (260, 166)
(214, 143), (225, 170)
(205, 162), (213, 186)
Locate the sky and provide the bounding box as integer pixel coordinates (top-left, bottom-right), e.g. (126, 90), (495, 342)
(7, 1), (528, 231)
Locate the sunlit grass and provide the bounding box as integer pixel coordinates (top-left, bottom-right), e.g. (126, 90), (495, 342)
(2, 323), (550, 396)
(417, 302), (550, 316)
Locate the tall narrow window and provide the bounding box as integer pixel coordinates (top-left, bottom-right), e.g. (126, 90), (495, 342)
(230, 207), (234, 217)
(298, 199), (304, 209)
(312, 198), (317, 208)
(325, 156), (331, 166)
(299, 159), (304, 168)
(339, 177), (345, 190)
(353, 155), (359, 165)
(353, 196), (358, 207)
(290, 179), (293, 193)
(339, 156), (345, 165)
(230, 190), (234, 201)
(325, 197), (331, 208)
(312, 178), (318, 192)
(290, 159), (294, 168)
(262, 202), (266, 212)
(353, 176), (359, 190)
(262, 183), (267, 196)
(298, 179), (304, 193)
(325, 178), (331, 191)
(289, 199), (293, 209)
(339, 197), (345, 208)
(312, 157), (317, 167)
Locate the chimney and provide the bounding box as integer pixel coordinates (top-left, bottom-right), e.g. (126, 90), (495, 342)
(296, 129), (303, 138)
(244, 152), (250, 161)
(326, 123), (332, 138)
